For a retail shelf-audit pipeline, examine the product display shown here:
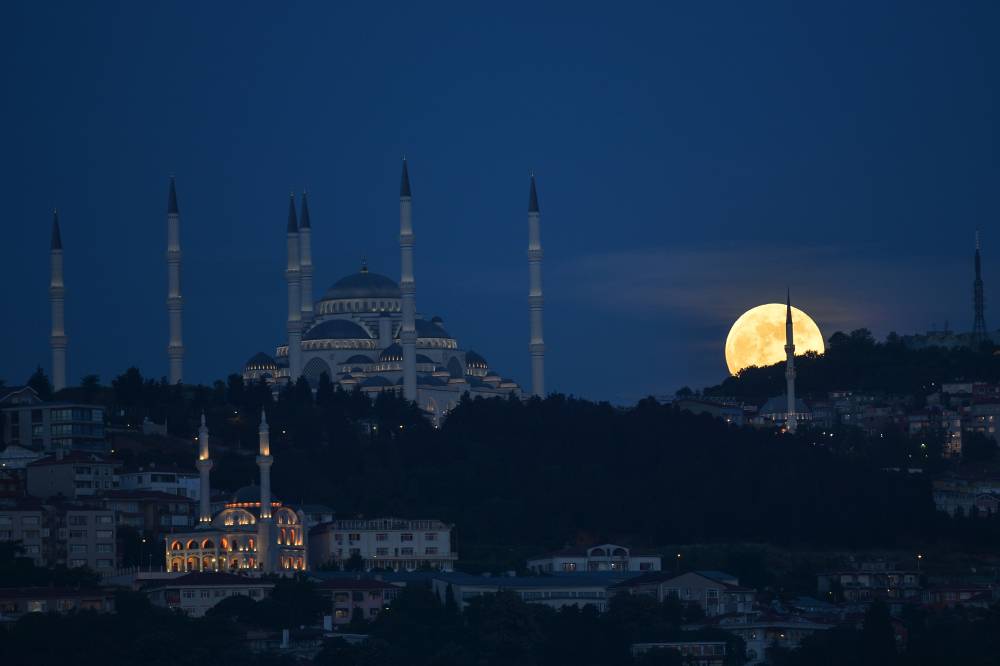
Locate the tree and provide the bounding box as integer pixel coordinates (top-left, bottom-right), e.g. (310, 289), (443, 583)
(962, 430), (998, 463)
(27, 366), (53, 399)
(860, 600), (897, 665)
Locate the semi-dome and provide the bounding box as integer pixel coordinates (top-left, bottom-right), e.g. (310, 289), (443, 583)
(245, 352), (277, 369)
(380, 343), (403, 362)
(416, 353), (435, 364)
(360, 375), (394, 388)
(322, 269), (400, 301)
(302, 319), (373, 341)
(414, 318), (451, 339)
(465, 350), (488, 369)
(343, 354), (375, 364)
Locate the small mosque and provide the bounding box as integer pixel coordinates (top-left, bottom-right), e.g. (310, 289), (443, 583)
(241, 160), (547, 421)
(166, 413), (308, 574)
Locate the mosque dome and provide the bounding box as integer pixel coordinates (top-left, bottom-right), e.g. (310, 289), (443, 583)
(302, 319), (373, 342)
(322, 268), (400, 301)
(231, 485), (262, 504)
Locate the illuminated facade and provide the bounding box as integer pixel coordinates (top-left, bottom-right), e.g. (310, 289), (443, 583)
(164, 412), (307, 574)
(243, 166), (546, 423)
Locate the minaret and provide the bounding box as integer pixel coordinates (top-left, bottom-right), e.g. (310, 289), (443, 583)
(196, 413), (213, 525)
(973, 229), (987, 342)
(399, 158), (417, 402)
(299, 191), (314, 329)
(528, 174), (545, 397)
(166, 177), (184, 384)
(256, 409), (273, 572)
(285, 193), (303, 381)
(49, 209), (67, 392)
(785, 290), (797, 433)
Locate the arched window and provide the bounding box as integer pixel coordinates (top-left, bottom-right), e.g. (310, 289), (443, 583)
(221, 537), (229, 551)
(279, 528), (286, 545)
(170, 540), (183, 551)
(202, 556), (214, 569)
(186, 556), (199, 571)
(248, 537), (256, 550)
(297, 557), (304, 570)
(231, 537), (240, 551)
(202, 539), (215, 550)
(231, 558), (240, 569)
(186, 540), (199, 550)
(170, 558), (183, 572)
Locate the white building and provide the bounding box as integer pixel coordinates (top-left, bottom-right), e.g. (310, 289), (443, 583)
(119, 464), (199, 499)
(145, 572), (274, 617)
(527, 544), (661, 574)
(308, 517), (456, 571)
(432, 573), (615, 612)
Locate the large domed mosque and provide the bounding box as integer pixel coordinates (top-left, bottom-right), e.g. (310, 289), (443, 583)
(242, 160), (547, 422)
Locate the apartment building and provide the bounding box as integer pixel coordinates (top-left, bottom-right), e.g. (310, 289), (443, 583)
(1, 386), (106, 453)
(0, 501), (116, 574)
(119, 464), (199, 499)
(145, 572), (274, 617)
(26, 452), (119, 499)
(309, 517), (457, 571)
(316, 578), (399, 624)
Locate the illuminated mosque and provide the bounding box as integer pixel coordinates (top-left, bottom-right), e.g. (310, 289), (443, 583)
(166, 412), (307, 574)
(241, 160), (547, 421)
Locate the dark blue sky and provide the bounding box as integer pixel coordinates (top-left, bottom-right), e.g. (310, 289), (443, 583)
(2, 2), (997, 403)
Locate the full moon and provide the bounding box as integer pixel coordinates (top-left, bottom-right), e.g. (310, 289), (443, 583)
(725, 303), (825, 375)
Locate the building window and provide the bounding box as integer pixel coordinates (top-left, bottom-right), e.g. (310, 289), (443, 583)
(425, 547), (438, 555)
(562, 563), (577, 572)
(376, 533), (388, 541)
(69, 544), (87, 554)
(68, 516), (87, 526)
(348, 533), (360, 541)
(376, 548), (388, 556)
(400, 533), (413, 542)
(96, 530), (113, 539)
(96, 515), (113, 525)
(96, 559), (113, 568)
(96, 544), (113, 553)
(69, 559), (87, 567)
(22, 516), (40, 526)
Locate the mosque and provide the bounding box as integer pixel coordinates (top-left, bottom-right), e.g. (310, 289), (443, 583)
(166, 411), (308, 574)
(240, 160), (547, 421)
(43, 159), (547, 423)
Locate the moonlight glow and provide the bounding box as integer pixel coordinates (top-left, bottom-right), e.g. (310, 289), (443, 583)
(725, 303), (825, 376)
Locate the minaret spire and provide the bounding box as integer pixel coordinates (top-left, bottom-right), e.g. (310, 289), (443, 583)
(285, 193), (303, 381)
(399, 158), (417, 401)
(256, 409), (274, 572)
(197, 413), (213, 525)
(973, 228), (987, 342)
(784, 290), (797, 433)
(49, 209), (67, 392)
(298, 191), (314, 329)
(527, 173), (545, 397)
(166, 177), (184, 384)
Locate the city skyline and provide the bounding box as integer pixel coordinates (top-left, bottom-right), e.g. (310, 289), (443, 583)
(2, 2), (998, 403)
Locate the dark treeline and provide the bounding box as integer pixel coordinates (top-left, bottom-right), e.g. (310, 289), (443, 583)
(705, 329), (1000, 400)
(12, 366), (1000, 571)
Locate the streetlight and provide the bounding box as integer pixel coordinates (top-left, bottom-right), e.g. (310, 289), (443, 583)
(916, 553), (923, 573)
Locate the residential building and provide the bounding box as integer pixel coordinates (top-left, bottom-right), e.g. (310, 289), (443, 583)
(933, 474), (1000, 517)
(26, 452), (119, 499)
(611, 571), (756, 617)
(817, 561), (921, 603)
(119, 464), (199, 499)
(0, 444), (45, 470)
(0, 500), (116, 574)
(526, 544), (661, 574)
(631, 641), (727, 666)
(145, 572), (275, 617)
(710, 613), (833, 665)
(100, 489), (197, 535)
(316, 577), (399, 624)
(0, 587), (116, 617)
(1, 386), (106, 453)
(309, 517), (456, 571)
(922, 584), (993, 610)
(432, 572), (621, 612)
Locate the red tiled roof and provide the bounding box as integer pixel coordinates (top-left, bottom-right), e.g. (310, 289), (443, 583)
(146, 572), (275, 589)
(28, 453), (119, 468)
(316, 578), (397, 591)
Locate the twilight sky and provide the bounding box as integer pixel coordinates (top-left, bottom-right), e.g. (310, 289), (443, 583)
(2, 1), (998, 403)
